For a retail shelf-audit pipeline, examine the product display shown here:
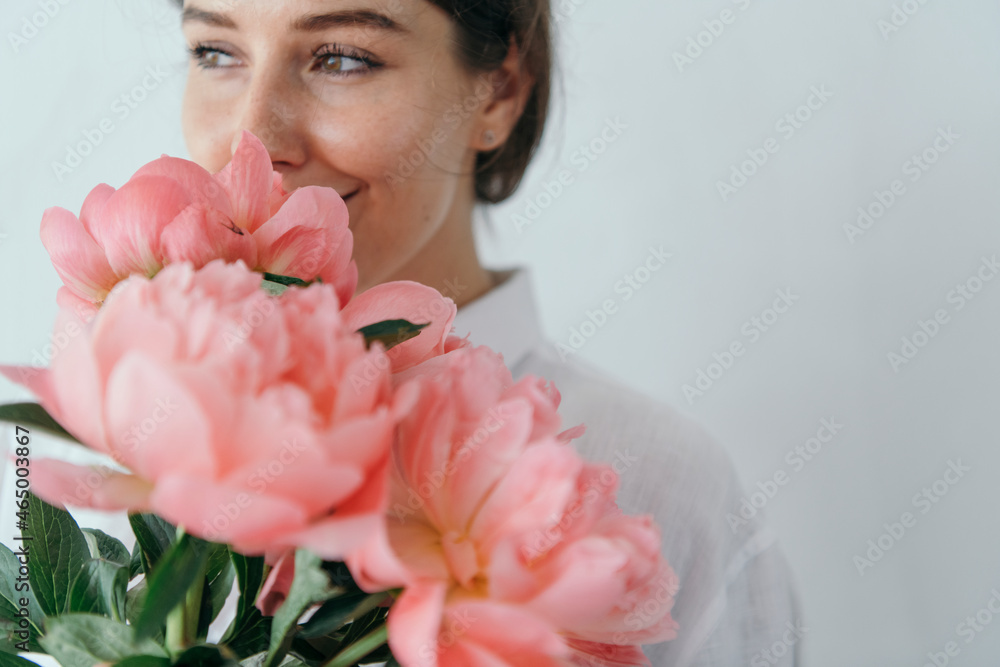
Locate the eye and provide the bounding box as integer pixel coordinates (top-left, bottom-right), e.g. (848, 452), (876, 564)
(187, 43), (239, 70)
(312, 44), (381, 78)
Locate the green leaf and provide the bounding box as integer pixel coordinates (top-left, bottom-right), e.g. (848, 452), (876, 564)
(81, 529), (131, 567)
(338, 606), (388, 648)
(317, 562), (361, 593)
(298, 591), (387, 640)
(23, 492), (91, 616)
(262, 551), (344, 667)
(230, 552), (266, 625)
(134, 533), (209, 640)
(127, 514), (176, 575)
(221, 609), (270, 661)
(355, 319), (429, 351)
(196, 543), (236, 639)
(0, 616), (36, 655)
(0, 651), (44, 666)
(219, 551), (270, 658)
(323, 620), (388, 667)
(0, 403), (77, 441)
(128, 541), (144, 580)
(260, 282), (289, 297)
(260, 273), (309, 287)
(168, 645), (240, 667)
(111, 656), (172, 667)
(238, 654), (307, 667)
(67, 559), (128, 620)
(125, 579), (148, 628)
(38, 613), (167, 667)
(0, 542), (45, 652)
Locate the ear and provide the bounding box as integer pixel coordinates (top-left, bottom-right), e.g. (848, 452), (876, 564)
(470, 39), (536, 151)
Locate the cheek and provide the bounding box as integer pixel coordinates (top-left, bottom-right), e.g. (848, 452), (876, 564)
(310, 92), (470, 230)
(310, 93), (470, 191)
(311, 98), (470, 285)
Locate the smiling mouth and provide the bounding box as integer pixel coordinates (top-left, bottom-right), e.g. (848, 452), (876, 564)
(342, 190), (359, 201)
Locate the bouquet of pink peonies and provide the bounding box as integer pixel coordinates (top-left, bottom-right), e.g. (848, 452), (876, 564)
(0, 131), (678, 667)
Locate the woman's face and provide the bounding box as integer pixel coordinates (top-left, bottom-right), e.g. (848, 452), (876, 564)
(180, 0), (495, 293)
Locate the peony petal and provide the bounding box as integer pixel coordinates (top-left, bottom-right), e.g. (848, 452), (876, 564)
(341, 281), (456, 373)
(0, 365), (62, 424)
(252, 186), (350, 283)
(438, 601), (567, 667)
(345, 518), (412, 592)
(99, 175), (190, 276)
(103, 351), (215, 478)
(47, 307), (112, 454)
(131, 155), (234, 217)
(215, 130), (274, 233)
(566, 639), (652, 667)
(89, 278), (179, 385)
(444, 397), (536, 533)
(40, 206), (118, 302)
(79, 183), (116, 247)
(328, 258), (358, 308)
(149, 474), (308, 549)
(440, 643), (510, 667)
(273, 512), (383, 561)
(55, 286), (100, 324)
(160, 203), (258, 268)
(468, 440), (581, 552)
(521, 537), (631, 632)
(386, 581), (447, 667)
(27, 458), (152, 511)
(391, 379), (455, 525)
(257, 548), (296, 616)
(267, 170), (291, 217)
(321, 411), (394, 472)
(278, 453), (394, 560)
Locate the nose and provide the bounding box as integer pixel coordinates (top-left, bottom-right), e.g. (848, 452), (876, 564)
(230, 65), (306, 168)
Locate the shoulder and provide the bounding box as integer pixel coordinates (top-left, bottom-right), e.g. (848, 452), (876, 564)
(512, 343), (781, 587)
(513, 345), (743, 523)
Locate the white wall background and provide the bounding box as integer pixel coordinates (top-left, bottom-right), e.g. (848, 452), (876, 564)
(1, 0), (999, 665)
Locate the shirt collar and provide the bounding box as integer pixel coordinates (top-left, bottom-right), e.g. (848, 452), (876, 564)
(451, 266), (544, 370)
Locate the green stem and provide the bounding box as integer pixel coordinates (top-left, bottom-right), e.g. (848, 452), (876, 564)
(184, 563), (205, 643)
(322, 624), (389, 667)
(165, 603), (185, 656)
(165, 524), (204, 655)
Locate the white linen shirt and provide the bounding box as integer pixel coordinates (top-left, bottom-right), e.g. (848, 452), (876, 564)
(450, 266), (803, 667)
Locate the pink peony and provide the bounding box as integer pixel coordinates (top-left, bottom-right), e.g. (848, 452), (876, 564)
(41, 130), (356, 314)
(344, 345), (678, 667)
(0, 260), (453, 559)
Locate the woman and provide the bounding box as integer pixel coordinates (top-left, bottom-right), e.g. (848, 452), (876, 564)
(175, 0), (801, 664)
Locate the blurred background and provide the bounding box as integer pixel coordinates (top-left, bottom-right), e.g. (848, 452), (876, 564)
(1, 0), (999, 664)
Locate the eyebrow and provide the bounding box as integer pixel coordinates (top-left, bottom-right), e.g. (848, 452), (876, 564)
(181, 6), (409, 34)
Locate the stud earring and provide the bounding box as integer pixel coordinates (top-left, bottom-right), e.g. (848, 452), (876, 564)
(482, 129), (496, 147)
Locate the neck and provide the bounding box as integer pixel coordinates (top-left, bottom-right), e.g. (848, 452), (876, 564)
(367, 178), (500, 309)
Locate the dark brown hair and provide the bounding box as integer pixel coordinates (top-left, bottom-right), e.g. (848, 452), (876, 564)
(170, 0), (552, 204)
(428, 0), (552, 203)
